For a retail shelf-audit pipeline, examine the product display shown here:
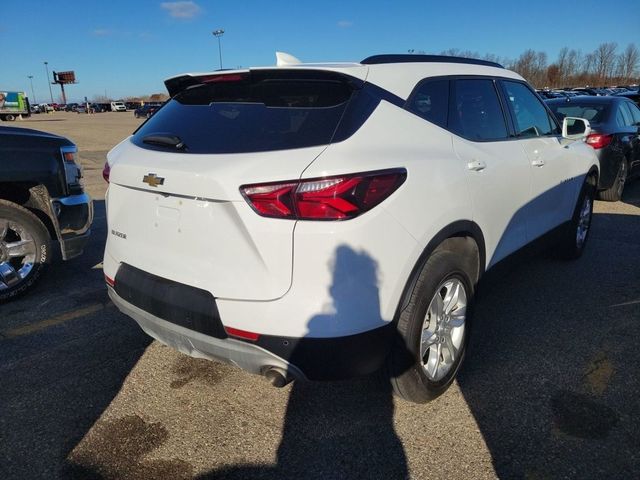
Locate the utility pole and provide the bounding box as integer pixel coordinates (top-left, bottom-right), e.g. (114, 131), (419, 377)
(44, 62), (54, 103)
(27, 75), (36, 104)
(212, 29), (224, 69)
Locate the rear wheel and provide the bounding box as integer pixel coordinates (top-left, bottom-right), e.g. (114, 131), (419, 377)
(599, 159), (627, 202)
(558, 176), (596, 259)
(388, 249), (474, 403)
(0, 201), (51, 302)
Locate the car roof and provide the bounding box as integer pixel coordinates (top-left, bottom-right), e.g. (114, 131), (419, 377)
(166, 55), (524, 101)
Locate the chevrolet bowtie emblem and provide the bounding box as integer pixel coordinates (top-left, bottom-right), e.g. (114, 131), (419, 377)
(143, 173), (165, 187)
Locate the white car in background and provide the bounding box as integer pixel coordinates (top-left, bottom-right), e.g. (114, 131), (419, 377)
(110, 101), (126, 112)
(103, 54), (598, 403)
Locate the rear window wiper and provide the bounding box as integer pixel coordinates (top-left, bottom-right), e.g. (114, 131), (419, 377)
(142, 134), (186, 150)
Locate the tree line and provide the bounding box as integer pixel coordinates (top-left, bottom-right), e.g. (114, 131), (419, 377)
(440, 43), (639, 89)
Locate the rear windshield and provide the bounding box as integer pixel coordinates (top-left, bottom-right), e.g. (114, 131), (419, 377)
(547, 103), (609, 126)
(132, 75), (353, 154)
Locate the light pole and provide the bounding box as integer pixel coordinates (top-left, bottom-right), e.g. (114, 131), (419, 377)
(27, 75), (36, 104)
(44, 61), (54, 103)
(212, 29), (224, 69)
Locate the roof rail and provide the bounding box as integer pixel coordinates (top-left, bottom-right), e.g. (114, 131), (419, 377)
(361, 54), (504, 69)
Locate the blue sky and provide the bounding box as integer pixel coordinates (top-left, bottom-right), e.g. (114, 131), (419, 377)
(2, 0), (638, 102)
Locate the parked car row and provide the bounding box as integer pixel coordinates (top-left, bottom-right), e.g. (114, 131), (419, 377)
(537, 85), (640, 106)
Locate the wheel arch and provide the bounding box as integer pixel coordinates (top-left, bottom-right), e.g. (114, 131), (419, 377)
(394, 220), (485, 321)
(0, 182), (57, 240)
(587, 165), (599, 186)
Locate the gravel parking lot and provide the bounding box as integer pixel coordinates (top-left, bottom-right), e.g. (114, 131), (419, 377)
(1, 111), (639, 479)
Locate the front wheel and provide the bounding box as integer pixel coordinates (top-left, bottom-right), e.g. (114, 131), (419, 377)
(0, 201), (51, 302)
(388, 249), (474, 403)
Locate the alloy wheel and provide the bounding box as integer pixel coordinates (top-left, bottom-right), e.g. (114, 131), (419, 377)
(420, 278), (467, 381)
(0, 219), (37, 290)
(576, 195), (592, 249)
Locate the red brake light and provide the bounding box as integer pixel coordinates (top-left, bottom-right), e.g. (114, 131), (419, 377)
(105, 274), (115, 287)
(586, 134), (613, 149)
(201, 73), (248, 83)
(240, 169), (407, 220)
(102, 162), (111, 183)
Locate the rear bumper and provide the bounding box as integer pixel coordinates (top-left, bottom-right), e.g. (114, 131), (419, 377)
(109, 287), (308, 380)
(108, 283), (393, 381)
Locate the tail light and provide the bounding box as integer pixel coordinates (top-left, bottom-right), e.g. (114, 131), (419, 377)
(240, 169), (407, 220)
(62, 150), (77, 164)
(586, 134), (613, 149)
(102, 161), (111, 183)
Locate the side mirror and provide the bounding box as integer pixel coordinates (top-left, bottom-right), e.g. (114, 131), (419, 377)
(562, 117), (591, 140)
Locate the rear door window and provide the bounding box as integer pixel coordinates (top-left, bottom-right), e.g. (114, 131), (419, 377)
(450, 79), (508, 141)
(406, 79), (449, 128)
(618, 102), (637, 127)
(626, 102), (640, 125)
(501, 81), (558, 137)
(132, 73), (354, 154)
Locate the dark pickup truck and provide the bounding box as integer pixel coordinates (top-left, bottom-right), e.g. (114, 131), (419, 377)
(0, 126), (93, 301)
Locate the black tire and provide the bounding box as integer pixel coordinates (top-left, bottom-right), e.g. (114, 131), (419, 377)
(599, 159), (627, 202)
(0, 200), (51, 302)
(388, 249), (475, 403)
(557, 176), (596, 260)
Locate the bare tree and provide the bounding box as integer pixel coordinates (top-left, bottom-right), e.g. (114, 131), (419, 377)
(556, 47), (570, 85)
(514, 49), (537, 82)
(617, 44), (640, 82)
(565, 49), (582, 81)
(593, 42), (618, 82)
(546, 64), (561, 88)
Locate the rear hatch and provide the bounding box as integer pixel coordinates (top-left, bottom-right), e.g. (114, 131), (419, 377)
(106, 69), (362, 300)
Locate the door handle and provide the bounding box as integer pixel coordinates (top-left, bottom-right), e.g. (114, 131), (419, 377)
(467, 160), (486, 172)
(531, 158), (546, 167)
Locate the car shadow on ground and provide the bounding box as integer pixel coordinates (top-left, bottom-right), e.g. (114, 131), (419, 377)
(457, 205), (640, 477)
(187, 247), (412, 480)
(0, 200), (151, 480)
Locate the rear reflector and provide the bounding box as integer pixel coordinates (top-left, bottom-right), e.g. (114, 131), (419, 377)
(224, 326), (260, 341)
(105, 274), (115, 287)
(240, 169), (407, 220)
(586, 133), (613, 149)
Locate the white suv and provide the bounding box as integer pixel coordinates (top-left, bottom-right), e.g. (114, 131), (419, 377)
(103, 54), (598, 403)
